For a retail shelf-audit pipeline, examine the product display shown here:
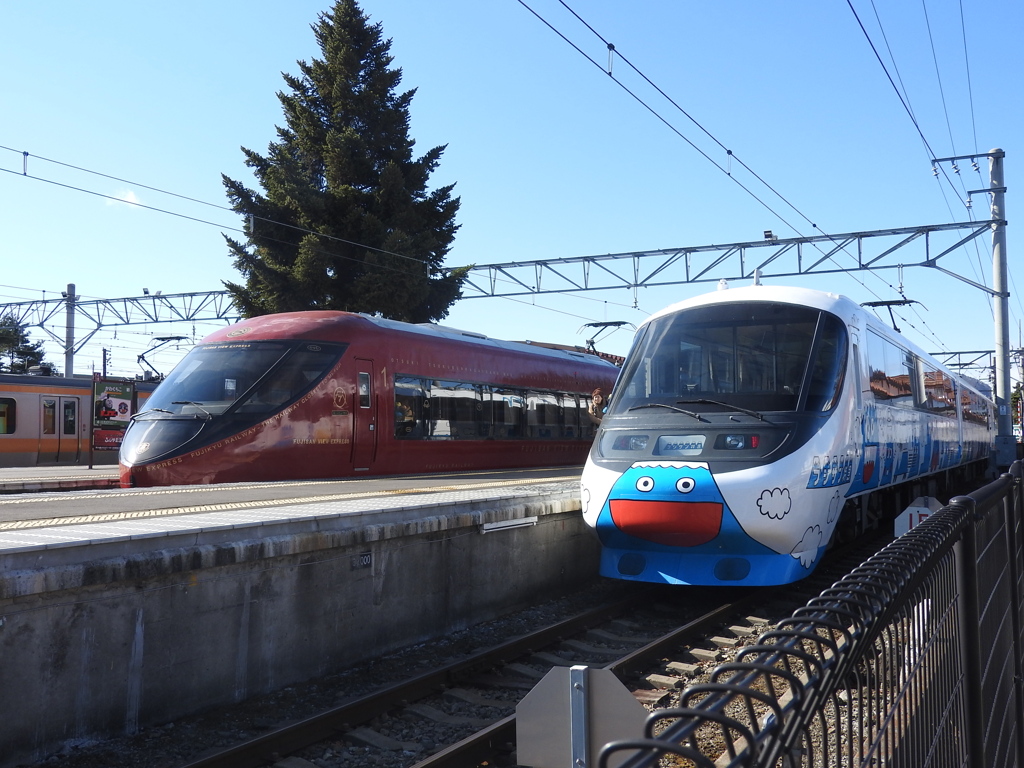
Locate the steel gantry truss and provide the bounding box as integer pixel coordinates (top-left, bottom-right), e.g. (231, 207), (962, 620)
(458, 219), (1002, 299)
(0, 218), (1002, 375)
(0, 287), (240, 376)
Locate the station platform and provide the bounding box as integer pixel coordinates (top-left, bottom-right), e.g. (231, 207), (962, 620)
(0, 463), (120, 493)
(0, 464), (599, 767)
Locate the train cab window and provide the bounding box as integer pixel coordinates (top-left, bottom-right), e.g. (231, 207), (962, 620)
(606, 302), (820, 416)
(234, 346), (340, 415)
(0, 398), (15, 434)
(803, 314), (848, 412)
(145, 340), (344, 418)
(42, 398), (56, 435)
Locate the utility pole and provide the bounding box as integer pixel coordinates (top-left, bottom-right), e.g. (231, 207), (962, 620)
(933, 149), (1014, 467)
(63, 283), (76, 378)
(989, 149), (1015, 465)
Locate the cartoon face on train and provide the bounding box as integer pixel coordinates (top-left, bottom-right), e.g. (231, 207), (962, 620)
(586, 457), (845, 585)
(592, 461), (775, 555)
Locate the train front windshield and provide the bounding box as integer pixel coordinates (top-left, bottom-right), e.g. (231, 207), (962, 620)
(606, 302), (848, 416)
(122, 340), (345, 462)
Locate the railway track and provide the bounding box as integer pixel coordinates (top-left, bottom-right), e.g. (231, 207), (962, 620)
(29, 532), (891, 768)
(168, 534), (890, 768)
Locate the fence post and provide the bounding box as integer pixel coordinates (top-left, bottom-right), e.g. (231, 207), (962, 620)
(951, 494), (988, 767)
(1007, 463), (1024, 768)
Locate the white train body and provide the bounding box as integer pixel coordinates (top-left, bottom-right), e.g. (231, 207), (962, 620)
(581, 285), (995, 586)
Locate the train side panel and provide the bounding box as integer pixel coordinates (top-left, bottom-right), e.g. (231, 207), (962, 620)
(120, 312), (619, 486)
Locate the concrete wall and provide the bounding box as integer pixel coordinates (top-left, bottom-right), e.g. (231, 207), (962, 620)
(0, 492), (599, 767)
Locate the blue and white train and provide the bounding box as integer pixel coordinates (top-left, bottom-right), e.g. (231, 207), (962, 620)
(581, 284), (996, 586)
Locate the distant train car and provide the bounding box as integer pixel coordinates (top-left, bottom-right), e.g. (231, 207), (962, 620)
(581, 284), (996, 587)
(118, 311), (621, 487)
(0, 374), (154, 466)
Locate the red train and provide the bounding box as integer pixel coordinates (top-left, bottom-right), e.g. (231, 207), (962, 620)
(119, 311), (621, 487)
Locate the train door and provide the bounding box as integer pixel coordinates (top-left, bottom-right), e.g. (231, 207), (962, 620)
(352, 360), (378, 470)
(37, 396), (81, 464)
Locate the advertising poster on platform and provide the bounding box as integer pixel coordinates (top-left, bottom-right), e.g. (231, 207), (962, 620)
(92, 376), (135, 452)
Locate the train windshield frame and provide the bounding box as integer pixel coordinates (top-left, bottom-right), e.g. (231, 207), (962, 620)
(121, 339), (347, 464)
(141, 340), (347, 419)
(605, 301), (848, 416)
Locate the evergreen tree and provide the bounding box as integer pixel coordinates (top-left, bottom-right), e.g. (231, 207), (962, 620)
(0, 315), (49, 373)
(222, 0), (467, 322)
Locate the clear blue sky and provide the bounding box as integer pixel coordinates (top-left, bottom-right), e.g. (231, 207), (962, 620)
(2, 0), (1022, 384)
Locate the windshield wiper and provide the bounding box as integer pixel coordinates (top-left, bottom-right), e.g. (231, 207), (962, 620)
(628, 403), (707, 422)
(129, 408), (173, 421)
(172, 401), (213, 420)
(677, 398), (766, 421)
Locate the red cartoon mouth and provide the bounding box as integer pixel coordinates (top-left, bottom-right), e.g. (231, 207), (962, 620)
(609, 500), (723, 547)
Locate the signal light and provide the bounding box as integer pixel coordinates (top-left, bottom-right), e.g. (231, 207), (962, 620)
(718, 434), (759, 450)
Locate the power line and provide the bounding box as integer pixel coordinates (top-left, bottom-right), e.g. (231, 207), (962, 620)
(514, 0), (966, 339)
(0, 144), (434, 271)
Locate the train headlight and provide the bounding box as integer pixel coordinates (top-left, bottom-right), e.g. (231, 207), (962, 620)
(715, 434), (760, 450)
(612, 434), (650, 451)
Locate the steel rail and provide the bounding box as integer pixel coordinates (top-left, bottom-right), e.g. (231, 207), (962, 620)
(177, 593), (643, 768)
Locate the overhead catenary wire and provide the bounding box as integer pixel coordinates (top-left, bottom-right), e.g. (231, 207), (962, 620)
(0, 144), (433, 271)
(518, 0), (966, 348)
(852, 0), (999, 339)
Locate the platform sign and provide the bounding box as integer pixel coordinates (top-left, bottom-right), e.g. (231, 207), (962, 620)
(894, 496), (944, 537)
(92, 376), (136, 452)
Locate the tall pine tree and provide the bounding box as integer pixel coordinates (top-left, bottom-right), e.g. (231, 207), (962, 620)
(222, 0), (466, 322)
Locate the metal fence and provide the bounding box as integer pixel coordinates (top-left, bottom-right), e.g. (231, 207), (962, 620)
(602, 461), (1024, 768)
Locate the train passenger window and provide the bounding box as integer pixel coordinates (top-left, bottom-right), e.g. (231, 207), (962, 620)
(490, 386), (524, 439)
(867, 331), (915, 407)
(0, 398), (15, 434)
(42, 398), (56, 435)
(526, 391), (567, 439)
(394, 375), (428, 439)
(428, 380), (485, 439)
(63, 399), (77, 435)
(577, 394), (598, 440)
(919, 365), (957, 418)
(963, 388), (991, 427)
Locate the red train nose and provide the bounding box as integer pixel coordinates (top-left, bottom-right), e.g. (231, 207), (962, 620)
(609, 500), (723, 547)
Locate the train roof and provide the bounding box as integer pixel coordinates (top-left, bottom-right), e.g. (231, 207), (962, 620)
(644, 283), (861, 326)
(200, 311), (620, 369)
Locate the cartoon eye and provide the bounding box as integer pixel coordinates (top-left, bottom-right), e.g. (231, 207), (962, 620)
(635, 476), (655, 492)
(676, 477), (696, 494)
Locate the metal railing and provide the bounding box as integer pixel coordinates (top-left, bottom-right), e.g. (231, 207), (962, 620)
(602, 461), (1024, 768)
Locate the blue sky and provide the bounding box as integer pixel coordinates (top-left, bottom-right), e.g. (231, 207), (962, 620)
(2, 0), (1022, 384)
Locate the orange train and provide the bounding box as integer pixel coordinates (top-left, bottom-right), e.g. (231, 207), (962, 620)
(118, 311), (621, 487)
(0, 374), (153, 466)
